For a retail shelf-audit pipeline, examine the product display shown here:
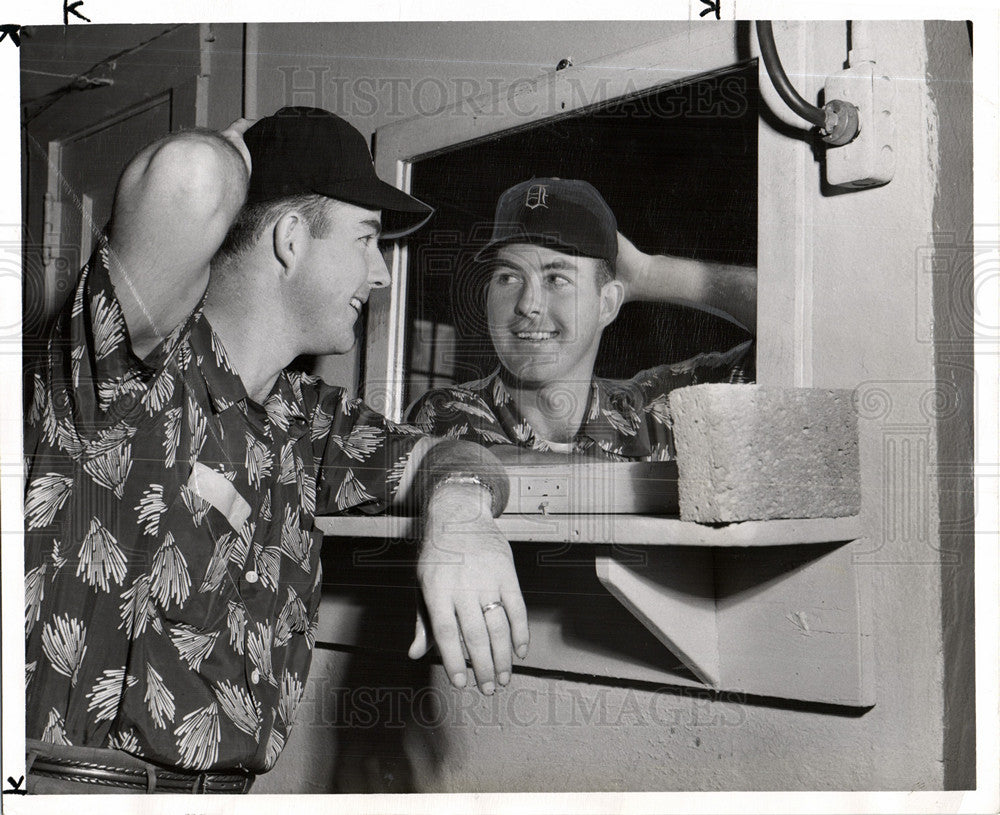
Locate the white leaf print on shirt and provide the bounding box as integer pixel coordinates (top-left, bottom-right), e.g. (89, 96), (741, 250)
(233, 521), (254, 567)
(444, 399), (497, 423)
(474, 426), (515, 446)
(264, 393), (295, 433)
(334, 468), (376, 511)
(170, 624), (219, 672)
(92, 290), (126, 361)
(163, 406), (183, 469)
(174, 702), (221, 770)
(213, 679), (262, 739)
(85, 667), (132, 722)
(264, 726), (285, 771)
(277, 441), (297, 485)
(150, 532), (191, 608)
(200, 532), (236, 594)
(644, 392), (672, 426)
(278, 669), (305, 726)
(385, 451), (410, 491)
(70, 344), (85, 389)
(41, 614), (88, 686)
(50, 539), (67, 574)
(310, 403), (333, 442)
(244, 432), (274, 490)
(246, 622), (277, 687)
(187, 395), (208, 465)
(119, 574), (158, 639)
(107, 729), (142, 754)
(299, 470), (317, 516)
(77, 517), (128, 592)
(54, 417), (85, 460)
(492, 376), (510, 407)
(280, 506), (312, 572)
(274, 587), (308, 648)
(226, 600), (248, 655)
(142, 368), (175, 415)
(602, 403), (640, 437)
(328, 424), (383, 461)
(180, 483), (211, 527)
(25, 473), (73, 529)
(82, 442), (134, 499)
(135, 484), (167, 537)
(97, 371), (146, 413)
(25, 563), (46, 636)
(145, 662), (176, 729)
(252, 544), (281, 593)
(210, 330), (238, 374)
(42, 708), (72, 746)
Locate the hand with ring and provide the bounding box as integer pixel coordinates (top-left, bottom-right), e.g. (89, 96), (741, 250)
(410, 483), (529, 695)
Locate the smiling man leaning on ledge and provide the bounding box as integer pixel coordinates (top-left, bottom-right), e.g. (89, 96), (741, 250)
(23, 106), (527, 794)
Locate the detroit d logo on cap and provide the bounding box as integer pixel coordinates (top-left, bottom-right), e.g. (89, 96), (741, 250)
(525, 184), (548, 209)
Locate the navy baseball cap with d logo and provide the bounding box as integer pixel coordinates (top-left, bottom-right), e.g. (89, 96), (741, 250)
(476, 178), (618, 264)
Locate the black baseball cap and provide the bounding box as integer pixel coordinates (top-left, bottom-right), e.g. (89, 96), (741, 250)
(476, 178), (617, 264)
(243, 106), (433, 239)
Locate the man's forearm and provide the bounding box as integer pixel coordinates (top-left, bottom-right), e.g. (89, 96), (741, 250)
(401, 438), (510, 518)
(631, 254), (757, 333)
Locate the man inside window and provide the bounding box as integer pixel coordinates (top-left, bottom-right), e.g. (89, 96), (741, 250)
(24, 107), (527, 793)
(408, 177), (756, 460)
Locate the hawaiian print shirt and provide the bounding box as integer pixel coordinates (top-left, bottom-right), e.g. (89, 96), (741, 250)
(24, 238), (425, 773)
(409, 341), (754, 461)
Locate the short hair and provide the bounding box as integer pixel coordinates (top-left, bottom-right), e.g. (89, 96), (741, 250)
(215, 193), (336, 263)
(594, 258), (615, 289)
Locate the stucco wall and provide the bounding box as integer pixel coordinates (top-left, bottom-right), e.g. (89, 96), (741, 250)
(249, 20), (974, 793)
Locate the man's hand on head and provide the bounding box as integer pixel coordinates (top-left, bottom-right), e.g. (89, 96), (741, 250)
(409, 481), (528, 695)
(615, 231), (653, 304)
(220, 117), (256, 178)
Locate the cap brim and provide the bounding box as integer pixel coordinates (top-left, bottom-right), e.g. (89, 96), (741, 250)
(316, 176), (434, 239)
(473, 232), (595, 262)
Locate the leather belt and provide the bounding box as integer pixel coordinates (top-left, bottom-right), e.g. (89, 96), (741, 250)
(30, 754), (255, 794)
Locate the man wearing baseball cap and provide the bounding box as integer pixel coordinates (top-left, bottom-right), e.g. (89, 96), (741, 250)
(409, 177), (756, 460)
(23, 107), (527, 793)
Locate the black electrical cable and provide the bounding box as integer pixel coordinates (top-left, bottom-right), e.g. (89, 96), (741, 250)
(755, 21), (826, 127)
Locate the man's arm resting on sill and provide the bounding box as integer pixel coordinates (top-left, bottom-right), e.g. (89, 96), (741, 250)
(395, 437), (528, 695)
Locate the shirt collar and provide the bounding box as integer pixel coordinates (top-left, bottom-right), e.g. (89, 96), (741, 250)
(481, 369), (654, 458)
(189, 315), (308, 438)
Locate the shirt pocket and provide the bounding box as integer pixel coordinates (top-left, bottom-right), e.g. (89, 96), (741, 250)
(154, 465), (253, 631)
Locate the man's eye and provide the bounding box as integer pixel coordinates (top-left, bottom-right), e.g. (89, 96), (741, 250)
(494, 272), (519, 285)
(547, 274), (571, 287)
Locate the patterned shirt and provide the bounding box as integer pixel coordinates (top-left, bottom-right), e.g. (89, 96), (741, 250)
(24, 238), (425, 773)
(408, 342), (754, 461)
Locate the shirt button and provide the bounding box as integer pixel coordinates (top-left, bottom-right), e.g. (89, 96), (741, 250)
(250, 669), (260, 685)
(245, 570), (258, 584)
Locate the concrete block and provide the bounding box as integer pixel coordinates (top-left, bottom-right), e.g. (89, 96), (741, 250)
(668, 384), (860, 522)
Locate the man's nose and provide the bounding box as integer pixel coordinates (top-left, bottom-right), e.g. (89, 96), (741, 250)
(368, 246), (391, 289)
(514, 278), (543, 317)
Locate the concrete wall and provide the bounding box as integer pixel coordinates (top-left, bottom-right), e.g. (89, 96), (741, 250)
(249, 20), (975, 793)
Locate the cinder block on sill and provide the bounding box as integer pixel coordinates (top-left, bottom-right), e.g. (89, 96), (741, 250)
(668, 384), (860, 523)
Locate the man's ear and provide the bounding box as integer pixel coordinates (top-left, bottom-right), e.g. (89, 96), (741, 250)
(272, 211), (306, 274)
(599, 279), (626, 327)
